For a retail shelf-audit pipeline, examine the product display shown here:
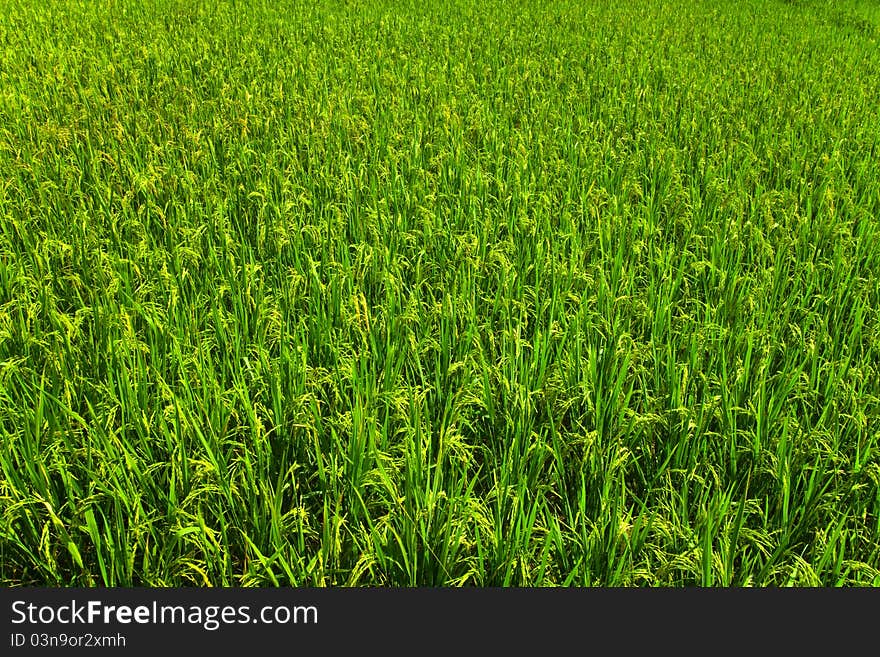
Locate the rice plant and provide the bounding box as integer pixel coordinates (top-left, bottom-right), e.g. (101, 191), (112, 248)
(1, 0), (879, 586)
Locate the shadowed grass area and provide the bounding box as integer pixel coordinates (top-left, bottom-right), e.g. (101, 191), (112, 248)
(1, 0), (879, 586)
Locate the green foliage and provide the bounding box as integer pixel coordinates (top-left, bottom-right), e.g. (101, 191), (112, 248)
(1, 0), (879, 586)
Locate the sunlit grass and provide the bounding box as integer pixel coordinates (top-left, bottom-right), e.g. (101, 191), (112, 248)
(1, 0), (879, 586)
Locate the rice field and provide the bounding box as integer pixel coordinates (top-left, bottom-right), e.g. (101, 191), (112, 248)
(1, 0), (879, 586)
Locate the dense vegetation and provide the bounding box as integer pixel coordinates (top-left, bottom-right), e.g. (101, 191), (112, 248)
(1, 0), (879, 585)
